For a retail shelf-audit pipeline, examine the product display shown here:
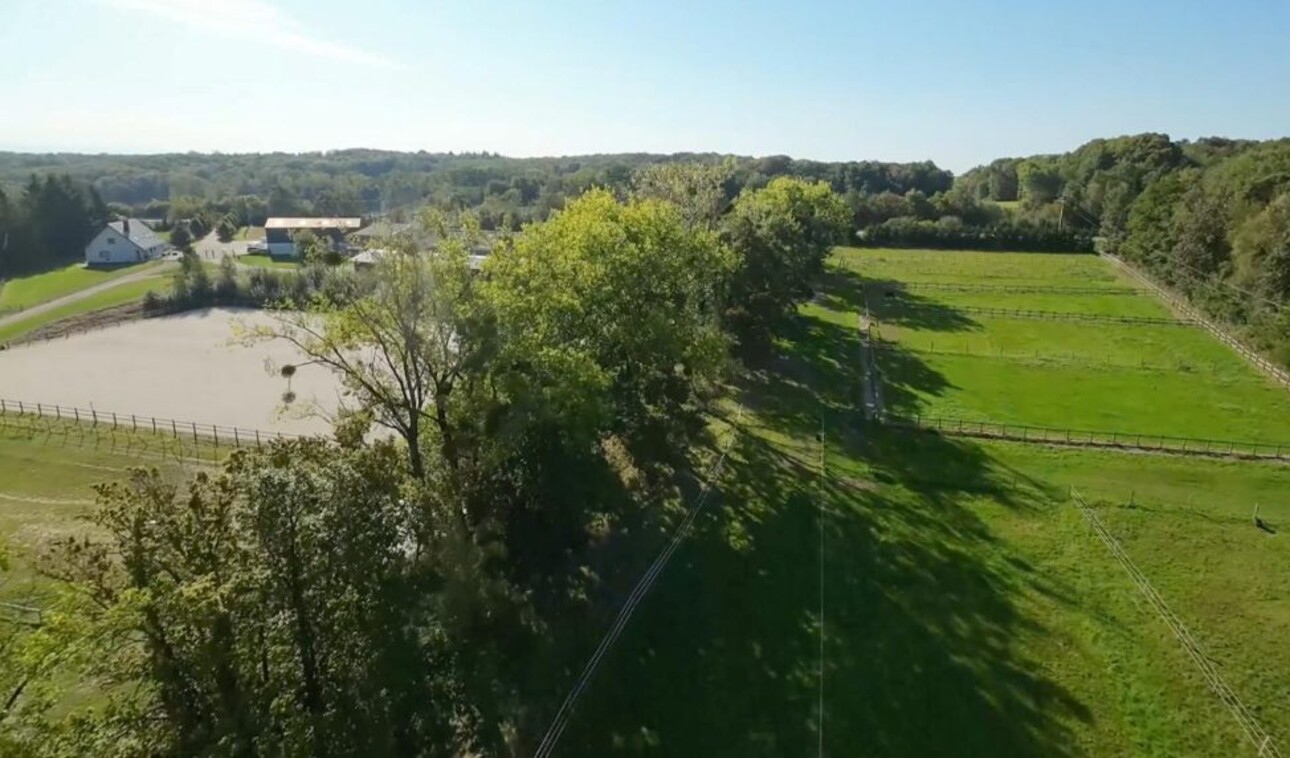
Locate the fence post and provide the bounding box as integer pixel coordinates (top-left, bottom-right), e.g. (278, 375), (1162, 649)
(91, 409), (96, 426)
(0, 399), (5, 414)
(74, 407), (79, 422)
(172, 419), (177, 438)
(213, 427), (219, 447)
(55, 405), (60, 420)
(131, 415), (137, 431)
(37, 403), (42, 415)
(233, 428), (239, 447)
(152, 417), (157, 434)
(256, 429), (261, 448)
(192, 422), (198, 444)
(18, 401), (24, 414)
(112, 412), (118, 430)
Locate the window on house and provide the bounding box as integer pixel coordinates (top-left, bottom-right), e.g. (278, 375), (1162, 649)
(107, 237), (116, 244)
(99, 250), (110, 260)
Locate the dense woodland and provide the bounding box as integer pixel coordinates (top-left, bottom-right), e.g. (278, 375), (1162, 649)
(956, 134), (1290, 365)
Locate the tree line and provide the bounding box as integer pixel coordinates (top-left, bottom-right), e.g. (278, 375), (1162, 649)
(956, 133), (1290, 365)
(0, 175), (108, 276)
(0, 170), (850, 756)
(0, 149), (947, 238)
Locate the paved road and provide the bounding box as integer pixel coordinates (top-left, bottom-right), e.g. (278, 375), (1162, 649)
(0, 262), (174, 333)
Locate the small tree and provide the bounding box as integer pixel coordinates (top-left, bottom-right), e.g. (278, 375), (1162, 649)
(170, 221), (193, 251)
(216, 215), (237, 243)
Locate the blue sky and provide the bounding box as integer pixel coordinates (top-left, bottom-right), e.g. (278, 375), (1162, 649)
(1, 0), (1287, 172)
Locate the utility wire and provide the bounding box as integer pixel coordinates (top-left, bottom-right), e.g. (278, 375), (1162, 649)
(532, 406), (744, 758)
(816, 411), (827, 758)
(1072, 487), (1280, 757)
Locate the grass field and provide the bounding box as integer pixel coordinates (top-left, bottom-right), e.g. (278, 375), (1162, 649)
(0, 275), (172, 343)
(0, 245), (1286, 754)
(0, 261), (161, 313)
(237, 253), (299, 269)
(837, 248), (1290, 445)
(0, 417), (222, 600)
(554, 257), (1289, 756)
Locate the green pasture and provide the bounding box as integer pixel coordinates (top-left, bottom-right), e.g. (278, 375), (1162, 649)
(0, 261), (162, 312)
(556, 272), (1289, 755)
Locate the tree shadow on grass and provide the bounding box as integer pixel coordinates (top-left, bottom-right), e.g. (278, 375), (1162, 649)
(860, 276), (980, 334)
(557, 303), (1094, 756)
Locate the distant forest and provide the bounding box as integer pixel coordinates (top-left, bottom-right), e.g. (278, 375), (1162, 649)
(1, 136), (1287, 364)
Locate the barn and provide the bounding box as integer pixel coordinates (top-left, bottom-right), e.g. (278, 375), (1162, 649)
(84, 219), (169, 266)
(264, 217), (364, 260)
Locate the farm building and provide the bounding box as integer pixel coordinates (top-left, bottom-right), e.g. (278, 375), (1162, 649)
(264, 217), (363, 260)
(84, 218), (169, 266)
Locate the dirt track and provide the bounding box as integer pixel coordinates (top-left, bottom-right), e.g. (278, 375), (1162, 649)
(0, 308), (341, 435)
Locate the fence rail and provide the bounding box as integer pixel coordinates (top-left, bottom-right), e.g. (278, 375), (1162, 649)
(1102, 253), (1290, 390)
(891, 282), (1141, 296)
(871, 339), (1231, 375)
(888, 414), (1290, 461)
(0, 398), (298, 451)
(942, 304), (1197, 326)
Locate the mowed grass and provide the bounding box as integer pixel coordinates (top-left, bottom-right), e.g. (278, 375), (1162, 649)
(0, 274), (172, 343)
(834, 248), (1290, 444)
(237, 253), (299, 269)
(841, 247), (1127, 288)
(0, 261), (160, 312)
(0, 417), (223, 597)
(555, 288), (1290, 755)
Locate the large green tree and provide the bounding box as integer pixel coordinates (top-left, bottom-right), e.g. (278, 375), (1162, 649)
(720, 177), (850, 356)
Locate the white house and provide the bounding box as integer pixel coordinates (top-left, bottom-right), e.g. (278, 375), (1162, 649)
(84, 219), (169, 266)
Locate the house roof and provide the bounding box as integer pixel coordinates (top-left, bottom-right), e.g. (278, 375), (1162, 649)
(349, 221), (413, 238)
(107, 218), (166, 250)
(265, 217), (363, 230)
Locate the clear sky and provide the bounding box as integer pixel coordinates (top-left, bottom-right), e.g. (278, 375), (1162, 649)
(2, 0), (1288, 172)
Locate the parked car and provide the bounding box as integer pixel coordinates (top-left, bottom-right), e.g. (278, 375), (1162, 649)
(246, 240), (268, 254)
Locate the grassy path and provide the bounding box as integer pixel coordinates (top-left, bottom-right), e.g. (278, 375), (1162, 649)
(0, 263), (173, 338)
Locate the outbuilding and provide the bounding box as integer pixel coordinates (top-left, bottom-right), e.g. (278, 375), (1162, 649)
(264, 217), (363, 260)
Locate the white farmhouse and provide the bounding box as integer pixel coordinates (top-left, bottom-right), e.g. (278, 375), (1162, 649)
(84, 218), (169, 266)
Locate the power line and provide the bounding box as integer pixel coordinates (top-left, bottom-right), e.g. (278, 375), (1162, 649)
(1167, 258), (1287, 313)
(532, 406), (744, 758)
(1071, 487), (1281, 757)
(817, 411), (827, 758)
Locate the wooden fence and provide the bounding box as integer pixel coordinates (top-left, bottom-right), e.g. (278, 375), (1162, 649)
(893, 282), (1141, 295)
(1102, 253), (1290, 390)
(0, 398), (296, 451)
(889, 414), (1290, 461)
(940, 304), (1197, 326)
(871, 339), (1231, 374)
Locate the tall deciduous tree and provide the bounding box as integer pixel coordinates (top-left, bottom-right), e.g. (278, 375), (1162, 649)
(250, 214), (483, 479)
(484, 189), (734, 457)
(630, 161), (735, 229)
(721, 177), (850, 357)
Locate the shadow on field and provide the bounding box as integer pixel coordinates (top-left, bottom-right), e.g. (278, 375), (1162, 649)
(859, 276), (979, 334)
(559, 297), (1092, 756)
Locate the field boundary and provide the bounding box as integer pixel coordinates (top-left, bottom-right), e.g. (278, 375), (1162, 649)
(886, 414), (1290, 462)
(894, 282), (1140, 295)
(872, 340), (1233, 374)
(0, 398), (298, 451)
(933, 303), (1196, 326)
(1071, 487), (1282, 757)
(1102, 253), (1290, 390)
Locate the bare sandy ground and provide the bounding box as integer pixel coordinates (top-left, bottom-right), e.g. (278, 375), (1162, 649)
(0, 308), (343, 435)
